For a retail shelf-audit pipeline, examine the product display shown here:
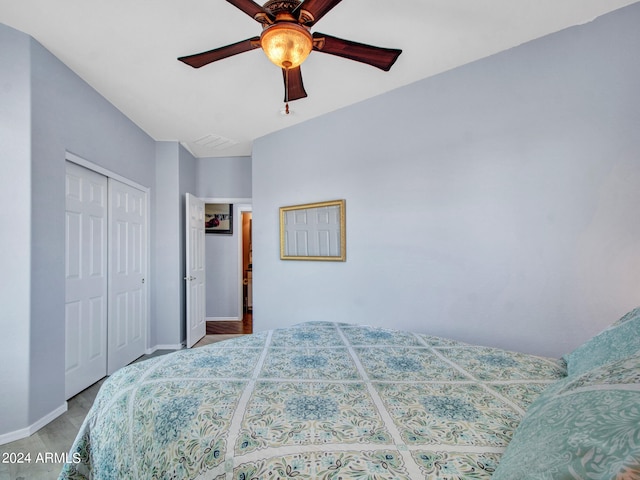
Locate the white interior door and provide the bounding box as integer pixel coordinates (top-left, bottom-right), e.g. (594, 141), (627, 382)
(186, 193), (206, 348)
(108, 179), (148, 374)
(65, 162), (108, 399)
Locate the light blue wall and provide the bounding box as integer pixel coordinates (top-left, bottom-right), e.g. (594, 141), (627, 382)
(154, 142), (198, 345)
(28, 35), (159, 425)
(197, 156), (252, 198)
(154, 142), (183, 346)
(252, 3), (640, 357)
(0, 22), (212, 441)
(0, 23), (32, 436)
(0, 23), (179, 440)
(28, 32), (159, 426)
(204, 230), (242, 319)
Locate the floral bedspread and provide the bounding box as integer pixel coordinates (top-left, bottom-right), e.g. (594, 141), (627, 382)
(59, 322), (566, 479)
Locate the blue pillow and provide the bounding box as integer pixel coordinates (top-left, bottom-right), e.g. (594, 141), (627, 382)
(562, 306), (640, 376)
(492, 351), (640, 479)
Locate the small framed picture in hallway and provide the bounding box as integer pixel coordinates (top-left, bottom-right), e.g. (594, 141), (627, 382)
(205, 203), (233, 234)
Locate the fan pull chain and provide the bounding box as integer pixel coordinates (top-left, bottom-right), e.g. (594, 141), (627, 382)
(284, 67), (290, 115)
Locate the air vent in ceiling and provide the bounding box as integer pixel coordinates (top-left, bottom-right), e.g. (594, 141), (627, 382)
(191, 133), (238, 151)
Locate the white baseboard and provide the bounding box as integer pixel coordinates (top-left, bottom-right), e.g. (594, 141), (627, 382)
(156, 344), (184, 350)
(145, 344), (184, 355)
(0, 403), (68, 446)
(206, 316), (241, 321)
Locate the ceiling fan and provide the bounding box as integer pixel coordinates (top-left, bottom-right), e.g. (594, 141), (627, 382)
(178, 0), (402, 109)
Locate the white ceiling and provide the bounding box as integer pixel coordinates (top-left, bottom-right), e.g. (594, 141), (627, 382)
(1, 0), (637, 157)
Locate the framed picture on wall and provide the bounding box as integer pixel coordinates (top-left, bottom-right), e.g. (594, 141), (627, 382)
(205, 203), (233, 235)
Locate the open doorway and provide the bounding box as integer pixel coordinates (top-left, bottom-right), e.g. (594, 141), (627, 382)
(238, 206), (253, 334)
(205, 204), (252, 335)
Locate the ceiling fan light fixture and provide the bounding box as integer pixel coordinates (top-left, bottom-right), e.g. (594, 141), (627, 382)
(179, 0), (402, 104)
(260, 22), (313, 69)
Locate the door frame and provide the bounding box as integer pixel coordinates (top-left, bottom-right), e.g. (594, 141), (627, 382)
(236, 204), (253, 317)
(201, 198), (252, 321)
(65, 152), (151, 355)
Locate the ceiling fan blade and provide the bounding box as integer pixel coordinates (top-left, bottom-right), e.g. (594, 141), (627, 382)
(226, 0), (274, 24)
(313, 32), (402, 71)
(178, 37), (261, 68)
(282, 66), (307, 102)
(294, 0), (342, 25)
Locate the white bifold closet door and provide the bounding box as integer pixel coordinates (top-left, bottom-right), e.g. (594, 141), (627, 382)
(65, 162), (109, 399)
(107, 179), (147, 374)
(65, 161), (148, 399)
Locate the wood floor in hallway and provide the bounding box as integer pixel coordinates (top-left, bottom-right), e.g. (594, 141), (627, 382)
(206, 312), (252, 334)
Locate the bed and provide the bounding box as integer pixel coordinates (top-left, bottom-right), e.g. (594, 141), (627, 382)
(59, 309), (640, 479)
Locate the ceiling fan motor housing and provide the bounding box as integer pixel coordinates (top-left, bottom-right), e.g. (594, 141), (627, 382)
(262, 0), (301, 15)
